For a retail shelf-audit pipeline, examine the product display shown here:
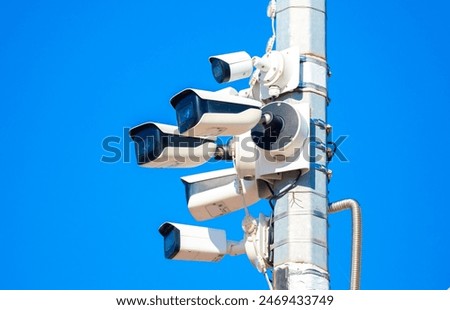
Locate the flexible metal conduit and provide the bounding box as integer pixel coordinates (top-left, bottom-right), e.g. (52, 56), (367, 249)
(328, 199), (362, 290)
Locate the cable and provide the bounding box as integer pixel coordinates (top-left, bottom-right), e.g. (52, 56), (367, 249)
(264, 270), (273, 290)
(269, 170), (302, 207)
(261, 180), (275, 210)
(275, 170), (302, 198)
(266, 0), (277, 53)
(268, 199), (275, 210)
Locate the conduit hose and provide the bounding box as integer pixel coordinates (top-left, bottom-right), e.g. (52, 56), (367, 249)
(328, 199), (362, 290)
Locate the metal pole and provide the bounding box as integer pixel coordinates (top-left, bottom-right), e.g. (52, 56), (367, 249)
(272, 0), (329, 289)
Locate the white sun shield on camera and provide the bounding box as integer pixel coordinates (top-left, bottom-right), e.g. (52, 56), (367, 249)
(209, 51), (253, 84)
(170, 87), (262, 137)
(181, 168), (260, 221)
(129, 122), (217, 168)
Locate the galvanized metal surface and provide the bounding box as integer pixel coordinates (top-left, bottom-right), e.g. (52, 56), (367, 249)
(272, 0), (329, 290)
(273, 263), (329, 290)
(276, 0), (326, 57)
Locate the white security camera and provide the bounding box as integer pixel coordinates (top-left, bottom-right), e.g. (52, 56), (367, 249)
(209, 51), (253, 83)
(129, 122), (216, 168)
(180, 168), (260, 221)
(251, 101), (308, 159)
(170, 88), (262, 137)
(250, 101), (311, 180)
(158, 222), (228, 262)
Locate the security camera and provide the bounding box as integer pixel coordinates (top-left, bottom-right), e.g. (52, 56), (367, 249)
(170, 87), (262, 137)
(251, 101), (311, 180)
(180, 168), (261, 221)
(158, 222), (228, 262)
(129, 122), (216, 168)
(251, 101), (308, 159)
(209, 51), (253, 83)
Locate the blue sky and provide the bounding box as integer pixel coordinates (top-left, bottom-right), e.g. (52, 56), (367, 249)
(1, 0), (449, 290)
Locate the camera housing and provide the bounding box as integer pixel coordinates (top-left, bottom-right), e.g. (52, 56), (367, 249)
(181, 168), (261, 221)
(251, 101), (308, 159)
(252, 101), (311, 180)
(229, 132), (258, 180)
(170, 88), (262, 137)
(252, 46), (300, 100)
(244, 213), (272, 272)
(209, 51), (253, 83)
(129, 122), (216, 168)
(158, 222), (227, 262)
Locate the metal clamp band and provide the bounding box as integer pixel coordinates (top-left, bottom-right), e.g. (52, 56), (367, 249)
(300, 55), (328, 69)
(312, 118), (327, 130)
(300, 54), (332, 79)
(297, 82), (328, 96)
(313, 163), (332, 181)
